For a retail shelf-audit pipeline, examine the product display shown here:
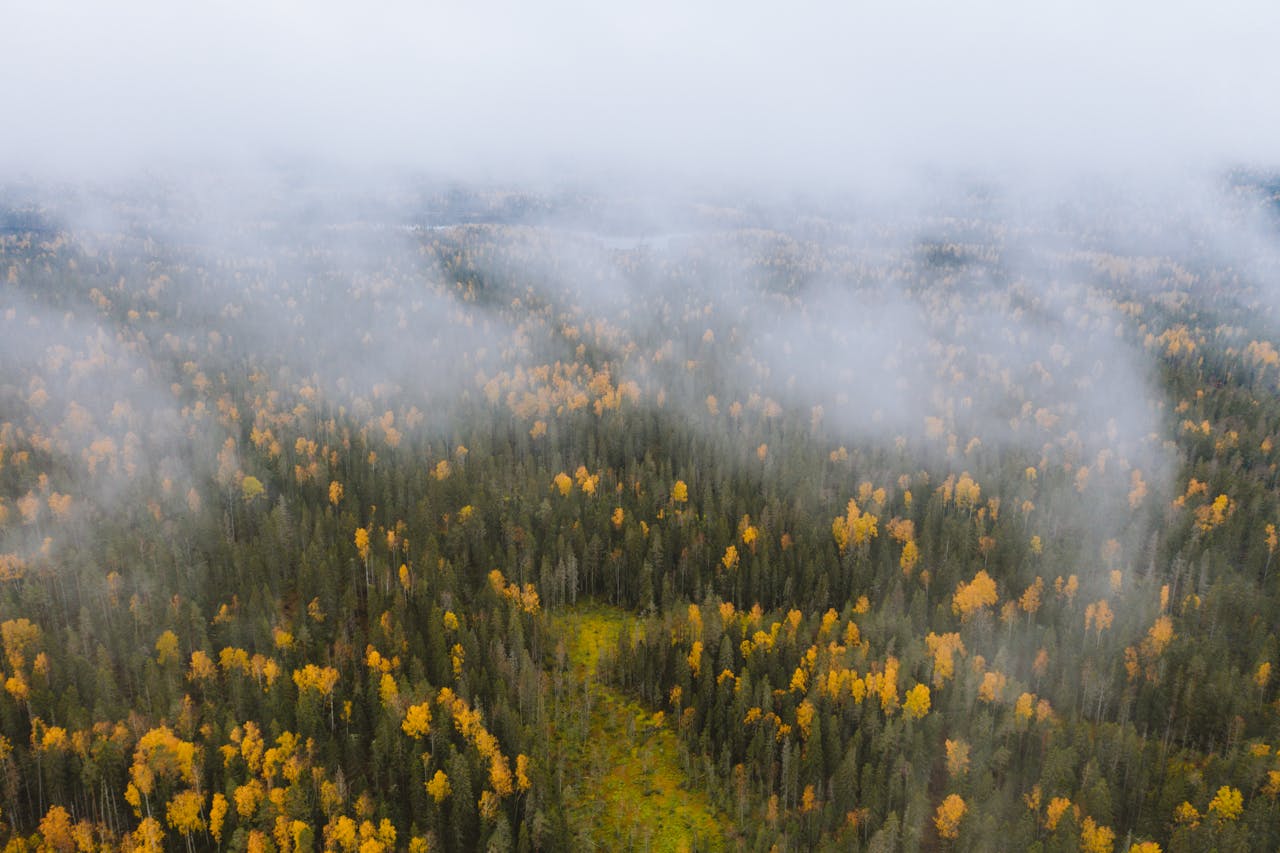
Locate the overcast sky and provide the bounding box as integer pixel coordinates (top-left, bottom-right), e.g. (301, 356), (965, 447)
(2, 1), (1277, 187)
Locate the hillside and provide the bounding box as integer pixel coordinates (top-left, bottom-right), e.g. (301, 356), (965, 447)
(1, 181), (1279, 851)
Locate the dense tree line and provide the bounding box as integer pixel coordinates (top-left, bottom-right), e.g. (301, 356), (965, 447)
(1, 187), (1279, 850)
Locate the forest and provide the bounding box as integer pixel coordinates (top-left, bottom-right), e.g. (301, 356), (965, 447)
(1, 176), (1280, 851)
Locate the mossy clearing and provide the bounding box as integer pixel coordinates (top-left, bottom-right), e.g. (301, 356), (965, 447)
(551, 605), (732, 852)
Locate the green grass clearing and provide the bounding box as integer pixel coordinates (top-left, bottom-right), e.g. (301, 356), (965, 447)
(551, 605), (733, 852)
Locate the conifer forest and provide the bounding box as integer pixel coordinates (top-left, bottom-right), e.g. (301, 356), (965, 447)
(3, 174), (1280, 852)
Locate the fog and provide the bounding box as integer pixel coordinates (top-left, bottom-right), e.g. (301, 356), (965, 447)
(3, 2), (1279, 586)
(3, 2), (1278, 186)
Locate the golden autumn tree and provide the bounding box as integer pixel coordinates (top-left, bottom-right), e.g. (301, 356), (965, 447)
(125, 726), (198, 819)
(934, 793), (966, 840)
(552, 472), (572, 497)
(166, 789), (206, 851)
(426, 770), (451, 803)
(671, 480), (688, 503)
(402, 701), (432, 738)
(1045, 796), (1073, 831)
(952, 571), (997, 621)
(1207, 786), (1243, 822)
(37, 805), (75, 852)
(1080, 817), (1115, 853)
(1085, 599), (1114, 639)
(903, 683), (930, 719)
(900, 539), (919, 575)
(926, 632), (966, 685)
(832, 498), (878, 555)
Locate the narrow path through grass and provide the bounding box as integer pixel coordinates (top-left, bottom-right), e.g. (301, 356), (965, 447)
(551, 605), (732, 852)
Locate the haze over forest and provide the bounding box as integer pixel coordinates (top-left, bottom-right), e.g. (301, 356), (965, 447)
(2, 4), (1280, 852)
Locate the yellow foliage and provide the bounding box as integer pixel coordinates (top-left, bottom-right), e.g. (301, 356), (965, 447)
(671, 480), (688, 503)
(1145, 617), (1174, 656)
(132, 725), (198, 793)
(1129, 470), (1147, 508)
(1085, 599), (1115, 636)
(687, 641), (702, 679)
(2, 617), (41, 670)
(1080, 816), (1115, 853)
(166, 789), (206, 835)
(977, 671), (1008, 701)
(326, 815), (359, 850)
(292, 664), (340, 696)
(131, 817), (166, 853)
(1262, 770), (1280, 799)
(478, 790), (501, 820)
(926, 632), (965, 685)
(378, 672), (399, 705)
(832, 498), (878, 554)
(900, 540), (919, 575)
(209, 792), (229, 843)
(490, 752), (514, 797)
(1173, 801), (1200, 827)
(796, 700), (815, 738)
(40, 725), (68, 752)
(451, 643), (465, 678)
(38, 805), (74, 851)
(1045, 796), (1072, 830)
(1207, 785), (1243, 821)
(1019, 577), (1043, 615)
(154, 630), (179, 665)
(402, 702), (432, 738)
(516, 753), (531, 792)
(934, 793), (966, 840)
(1193, 493), (1234, 533)
(878, 657), (900, 714)
(903, 683), (930, 719)
(817, 607), (839, 637)
(954, 473), (981, 510)
(235, 779), (265, 819)
(952, 570), (998, 620)
(573, 465), (599, 495)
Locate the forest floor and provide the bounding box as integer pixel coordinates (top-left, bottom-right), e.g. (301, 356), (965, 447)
(552, 604), (732, 852)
